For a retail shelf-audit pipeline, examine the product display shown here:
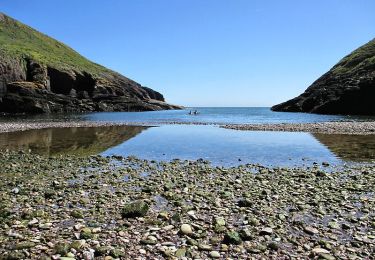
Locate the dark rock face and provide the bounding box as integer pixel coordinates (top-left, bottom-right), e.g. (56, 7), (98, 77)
(141, 86), (165, 102)
(0, 60), (181, 114)
(26, 59), (50, 89)
(0, 58), (26, 90)
(0, 13), (181, 114)
(272, 39), (375, 115)
(0, 76), (179, 114)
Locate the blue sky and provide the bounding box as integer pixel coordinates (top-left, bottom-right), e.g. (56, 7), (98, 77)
(2, 0), (375, 107)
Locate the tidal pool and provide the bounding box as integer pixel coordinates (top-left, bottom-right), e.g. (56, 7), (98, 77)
(0, 125), (374, 166)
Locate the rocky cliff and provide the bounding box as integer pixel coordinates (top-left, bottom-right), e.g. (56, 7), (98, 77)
(272, 39), (375, 115)
(0, 13), (181, 113)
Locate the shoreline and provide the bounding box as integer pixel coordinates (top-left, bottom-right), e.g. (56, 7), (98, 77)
(0, 120), (375, 135)
(221, 121), (375, 135)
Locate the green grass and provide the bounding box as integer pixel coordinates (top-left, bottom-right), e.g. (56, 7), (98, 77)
(0, 13), (112, 76)
(331, 38), (375, 75)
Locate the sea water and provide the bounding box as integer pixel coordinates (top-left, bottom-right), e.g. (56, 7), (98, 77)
(1, 107), (373, 124)
(0, 108), (374, 166)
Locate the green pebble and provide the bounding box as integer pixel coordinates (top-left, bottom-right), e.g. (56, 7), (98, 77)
(223, 231), (242, 245)
(121, 200), (149, 218)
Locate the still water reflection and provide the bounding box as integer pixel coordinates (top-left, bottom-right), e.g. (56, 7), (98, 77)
(0, 125), (374, 166)
(312, 133), (375, 162)
(0, 126), (148, 156)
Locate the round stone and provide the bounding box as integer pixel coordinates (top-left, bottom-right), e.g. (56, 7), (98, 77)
(304, 226), (319, 235)
(312, 247), (330, 254)
(210, 251), (221, 258)
(180, 224), (193, 235)
(259, 227), (273, 235)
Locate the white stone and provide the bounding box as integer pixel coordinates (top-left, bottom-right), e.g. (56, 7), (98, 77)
(180, 224), (193, 235)
(210, 251), (221, 258)
(312, 247), (330, 254)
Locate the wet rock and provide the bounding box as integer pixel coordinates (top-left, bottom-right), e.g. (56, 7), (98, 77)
(213, 216), (226, 226)
(187, 239), (198, 246)
(247, 244), (267, 254)
(3, 251), (26, 260)
(248, 217), (260, 226)
(342, 223), (351, 230)
(121, 200), (149, 218)
(268, 242), (279, 251)
(224, 231), (242, 245)
(95, 246), (111, 256)
(54, 242), (71, 256)
(311, 247), (335, 260)
(328, 221), (340, 229)
(322, 162), (330, 167)
(239, 229), (253, 241)
(11, 187), (19, 194)
(110, 249), (125, 258)
(304, 226), (319, 235)
(210, 251), (221, 258)
(80, 227), (94, 239)
(70, 209), (84, 219)
(311, 247), (330, 254)
(198, 244), (212, 251)
(319, 254), (336, 260)
(238, 198), (252, 207)
(259, 227), (273, 236)
(44, 189), (55, 199)
(70, 240), (85, 250)
(140, 239), (157, 245)
(13, 241), (36, 250)
(0, 207), (11, 219)
(27, 218), (38, 226)
(175, 248), (186, 258)
(171, 213), (181, 223)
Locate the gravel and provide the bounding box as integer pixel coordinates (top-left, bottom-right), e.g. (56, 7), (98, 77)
(0, 120), (375, 135)
(0, 151), (374, 259)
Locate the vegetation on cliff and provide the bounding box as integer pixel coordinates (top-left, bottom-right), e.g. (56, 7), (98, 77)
(0, 13), (179, 113)
(272, 39), (375, 115)
(0, 13), (109, 75)
(331, 39), (375, 75)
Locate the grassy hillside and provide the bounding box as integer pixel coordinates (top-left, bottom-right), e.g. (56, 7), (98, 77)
(331, 38), (375, 75)
(0, 13), (111, 75)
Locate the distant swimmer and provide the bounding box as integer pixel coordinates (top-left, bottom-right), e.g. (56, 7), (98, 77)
(188, 110), (199, 115)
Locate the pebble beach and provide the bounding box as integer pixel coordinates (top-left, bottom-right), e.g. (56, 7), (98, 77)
(1, 121), (375, 135)
(0, 151), (374, 259)
(0, 119), (374, 259)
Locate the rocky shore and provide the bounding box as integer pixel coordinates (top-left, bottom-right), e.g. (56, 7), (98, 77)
(221, 121), (375, 135)
(0, 121), (150, 134)
(0, 151), (374, 259)
(1, 120), (375, 135)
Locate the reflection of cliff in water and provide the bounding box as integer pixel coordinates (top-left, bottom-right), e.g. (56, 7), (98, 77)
(312, 133), (375, 162)
(0, 126), (149, 156)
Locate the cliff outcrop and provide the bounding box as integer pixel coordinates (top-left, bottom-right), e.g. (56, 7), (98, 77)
(0, 13), (181, 113)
